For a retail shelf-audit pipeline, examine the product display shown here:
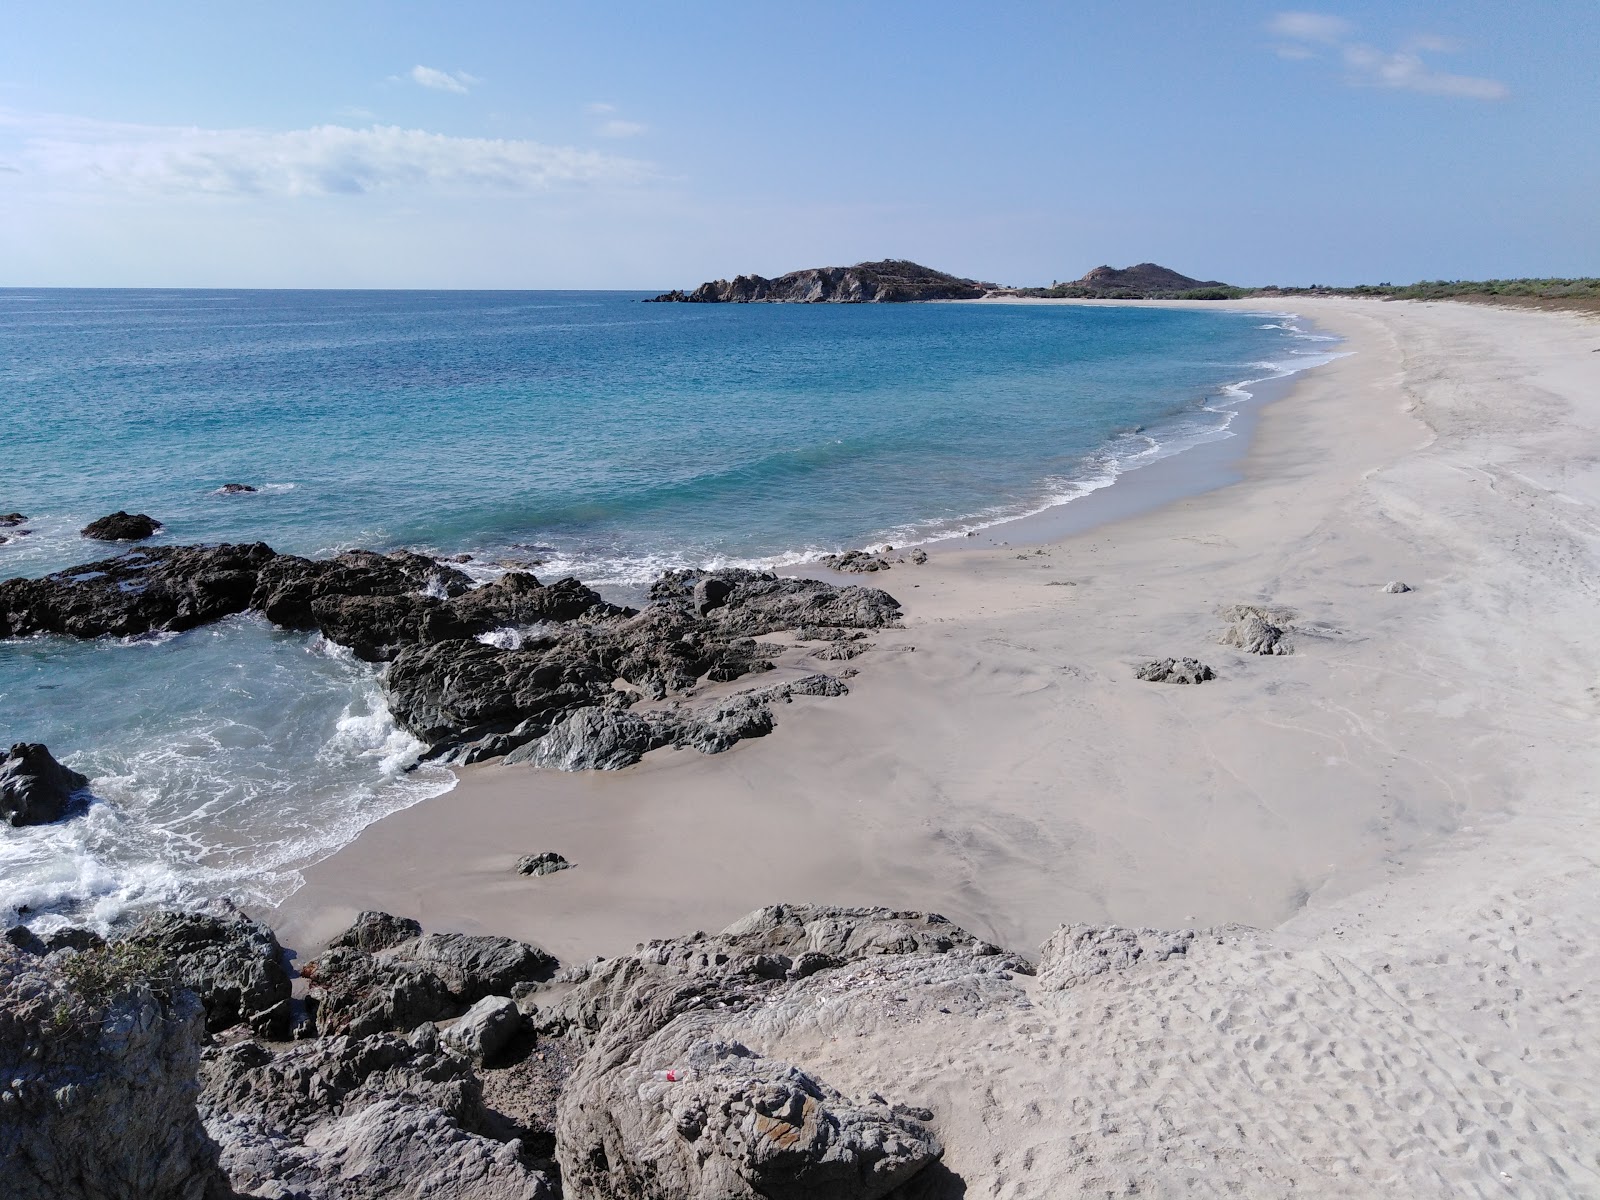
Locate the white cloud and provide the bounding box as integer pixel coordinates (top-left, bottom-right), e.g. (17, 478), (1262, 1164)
(0, 110), (652, 198)
(598, 119), (647, 139)
(586, 102), (618, 115)
(1268, 11), (1508, 100)
(409, 65), (474, 94)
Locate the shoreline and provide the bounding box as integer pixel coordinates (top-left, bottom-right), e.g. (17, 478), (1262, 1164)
(270, 297), (1417, 963)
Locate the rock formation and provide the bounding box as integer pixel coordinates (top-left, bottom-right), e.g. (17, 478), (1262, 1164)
(515, 853), (573, 877)
(217, 483), (258, 494)
(1135, 657), (1216, 684)
(1, 546), (898, 767)
(648, 259), (988, 304)
(1012, 263), (1233, 300)
(81, 511), (162, 541)
(124, 907), (292, 1039)
(819, 549), (893, 573)
(1383, 580), (1413, 593)
(1, 742), (90, 826)
(1219, 604), (1294, 655)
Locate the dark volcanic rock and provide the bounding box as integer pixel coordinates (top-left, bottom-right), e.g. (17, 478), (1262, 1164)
(1135, 657), (1216, 684)
(81, 510), (163, 541)
(649, 258), (987, 304)
(0, 542), (276, 640)
(251, 549), (472, 630)
(217, 483), (257, 494)
(124, 908), (292, 1038)
(0, 512), (26, 527)
(819, 549), (893, 573)
(515, 852), (573, 876)
(1, 742), (90, 827)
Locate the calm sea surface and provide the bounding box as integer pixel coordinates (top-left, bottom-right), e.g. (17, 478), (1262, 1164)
(0, 289), (1337, 929)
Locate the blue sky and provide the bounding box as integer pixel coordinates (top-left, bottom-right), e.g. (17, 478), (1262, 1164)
(1, 2), (1594, 288)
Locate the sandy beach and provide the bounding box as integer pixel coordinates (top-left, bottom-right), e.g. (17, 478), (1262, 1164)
(273, 296), (1600, 1195)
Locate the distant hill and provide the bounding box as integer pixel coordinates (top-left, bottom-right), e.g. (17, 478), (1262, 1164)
(1010, 263), (1237, 300)
(647, 259), (990, 304)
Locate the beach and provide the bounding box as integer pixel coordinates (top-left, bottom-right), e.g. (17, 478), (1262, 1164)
(269, 295), (1600, 1193)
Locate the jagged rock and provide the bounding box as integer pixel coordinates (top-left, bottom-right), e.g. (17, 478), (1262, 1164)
(1135, 657), (1216, 684)
(310, 593), (475, 663)
(0, 942), (222, 1200)
(251, 549), (471, 630)
(649, 569), (901, 637)
(123, 908), (291, 1039)
(544, 905), (1020, 1200)
(329, 910), (424, 954)
(515, 853), (573, 876)
(510, 707), (661, 771)
(444, 996), (522, 1061)
(81, 511), (162, 541)
(1, 743), (90, 827)
(1383, 580), (1413, 593)
(218, 483), (257, 494)
(647, 259), (986, 304)
(819, 550), (892, 573)
(305, 914), (556, 1038)
(200, 1024), (555, 1199)
(1219, 605), (1293, 655)
(0, 542), (277, 639)
(909, 548), (928, 565)
(1036, 924), (1198, 990)
(0, 512), (26, 526)
(693, 577), (732, 615)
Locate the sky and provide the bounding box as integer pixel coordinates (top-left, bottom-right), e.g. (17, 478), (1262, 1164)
(1, 1), (1595, 288)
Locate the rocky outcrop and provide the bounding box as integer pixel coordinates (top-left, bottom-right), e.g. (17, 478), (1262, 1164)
(217, 483), (257, 494)
(1036, 924), (1198, 990)
(540, 904), (1022, 1200)
(2, 545), (896, 765)
(200, 1024), (555, 1199)
(1135, 657), (1216, 684)
(0, 542), (276, 640)
(1219, 605), (1294, 655)
(1, 742), (90, 826)
(0, 941), (222, 1200)
(124, 908), (291, 1039)
(819, 550), (892, 573)
(0, 512), (26, 526)
(648, 259), (988, 304)
(81, 511), (163, 541)
(304, 913), (557, 1038)
(1013, 263), (1233, 300)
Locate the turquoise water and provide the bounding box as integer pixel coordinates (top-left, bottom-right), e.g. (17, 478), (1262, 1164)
(0, 289), (1338, 928)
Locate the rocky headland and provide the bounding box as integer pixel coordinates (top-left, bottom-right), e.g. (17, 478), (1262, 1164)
(647, 259), (989, 304)
(1002, 262), (1235, 300)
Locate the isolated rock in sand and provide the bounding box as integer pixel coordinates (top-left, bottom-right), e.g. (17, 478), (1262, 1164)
(305, 913), (556, 1037)
(1219, 604), (1294, 655)
(0, 942), (222, 1200)
(1135, 657), (1216, 684)
(1383, 580), (1413, 593)
(909, 547), (928, 564)
(1, 742), (90, 827)
(819, 549), (893, 573)
(515, 852), (573, 876)
(201, 1023), (555, 1199)
(124, 908), (291, 1039)
(444, 995), (522, 1061)
(81, 510), (162, 541)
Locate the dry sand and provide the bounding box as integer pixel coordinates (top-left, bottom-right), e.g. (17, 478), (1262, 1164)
(274, 296), (1600, 1195)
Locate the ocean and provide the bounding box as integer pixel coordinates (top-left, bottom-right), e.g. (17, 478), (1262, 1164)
(0, 289), (1339, 931)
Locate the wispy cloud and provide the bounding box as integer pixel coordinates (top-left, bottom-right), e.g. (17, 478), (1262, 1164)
(586, 102), (618, 115)
(0, 110), (652, 197)
(1269, 11), (1509, 100)
(598, 119), (647, 139)
(409, 65), (477, 94)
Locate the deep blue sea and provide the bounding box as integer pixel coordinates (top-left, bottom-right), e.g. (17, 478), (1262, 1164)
(0, 289), (1338, 929)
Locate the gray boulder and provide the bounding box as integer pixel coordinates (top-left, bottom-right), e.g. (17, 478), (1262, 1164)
(124, 908), (291, 1039)
(1219, 605), (1293, 655)
(1383, 580), (1413, 593)
(514, 853), (573, 877)
(444, 996), (522, 1061)
(1135, 657), (1215, 684)
(511, 707), (660, 771)
(1, 743), (90, 827)
(818, 550), (892, 573)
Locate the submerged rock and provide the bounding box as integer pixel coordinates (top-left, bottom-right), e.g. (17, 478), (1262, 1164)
(0, 512), (26, 527)
(217, 483), (257, 494)
(1135, 657), (1216, 684)
(81, 511), (162, 541)
(0, 742), (90, 827)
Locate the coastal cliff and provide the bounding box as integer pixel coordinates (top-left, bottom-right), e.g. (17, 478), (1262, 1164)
(647, 258), (989, 303)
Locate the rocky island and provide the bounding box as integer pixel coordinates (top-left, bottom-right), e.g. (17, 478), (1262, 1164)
(647, 259), (990, 303)
(1001, 262), (1237, 300)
